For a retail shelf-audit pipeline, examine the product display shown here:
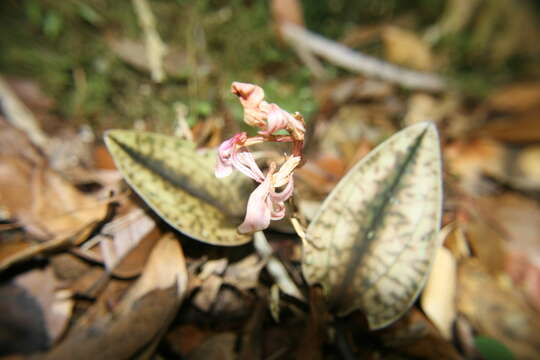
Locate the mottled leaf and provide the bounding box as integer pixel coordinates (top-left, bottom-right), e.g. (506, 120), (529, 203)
(105, 130), (253, 246)
(302, 122), (442, 330)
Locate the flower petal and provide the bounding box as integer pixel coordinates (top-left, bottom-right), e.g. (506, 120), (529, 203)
(232, 148), (265, 182)
(231, 82), (267, 128)
(271, 202), (286, 220)
(272, 156), (300, 187)
(238, 177), (272, 234)
(231, 82), (265, 108)
(215, 133), (247, 178)
(270, 175), (295, 203)
(215, 159), (233, 178)
(263, 105), (289, 135)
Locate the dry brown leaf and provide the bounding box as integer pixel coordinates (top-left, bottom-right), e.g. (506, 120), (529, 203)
(487, 82), (540, 113)
(0, 282), (49, 355)
(0, 223), (96, 272)
(0, 267), (73, 355)
(420, 246), (457, 339)
(109, 226), (161, 278)
(444, 226), (471, 260)
(50, 254), (91, 283)
(43, 234), (187, 359)
(404, 94), (439, 126)
(44, 287), (179, 360)
(93, 209), (158, 275)
(462, 214), (507, 275)
(505, 251), (540, 312)
(444, 138), (507, 194)
(382, 26), (435, 71)
(186, 332), (236, 360)
(477, 114), (540, 143)
(120, 233), (188, 309)
(314, 104), (395, 167)
(511, 145), (540, 189)
(69, 266), (108, 299)
(457, 259), (540, 359)
(0, 235), (31, 264)
(193, 274), (223, 312)
(93, 144), (117, 170)
(198, 258), (228, 280)
(478, 193), (540, 268)
(0, 155), (106, 239)
(404, 92), (461, 127)
(192, 255), (264, 311)
(15, 267), (73, 343)
(446, 137), (540, 191)
(210, 287), (252, 319)
(192, 258), (228, 312)
(223, 254), (264, 290)
(474, 193), (540, 311)
(0, 118), (43, 164)
(192, 259), (227, 311)
(454, 315), (478, 359)
(165, 324), (209, 357)
(381, 309), (463, 360)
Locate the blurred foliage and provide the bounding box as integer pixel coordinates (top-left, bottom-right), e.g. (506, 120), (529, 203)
(0, 0), (538, 131)
(303, 0), (445, 36)
(474, 336), (514, 360)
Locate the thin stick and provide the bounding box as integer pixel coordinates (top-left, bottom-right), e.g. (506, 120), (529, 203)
(254, 231), (304, 301)
(281, 23), (446, 92)
(132, 0), (167, 82)
(0, 76), (49, 147)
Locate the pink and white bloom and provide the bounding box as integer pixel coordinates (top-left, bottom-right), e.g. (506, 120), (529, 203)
(215, 132), (265, 182)
(238, 162), (296, 233)
(215, 133), (245, 178)
(216, 82), (306, 234)
(231, 82), (305, 141)
(231, 82), (268, 129)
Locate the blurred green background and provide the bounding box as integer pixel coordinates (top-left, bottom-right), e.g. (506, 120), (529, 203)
(1, 0), (539, 132)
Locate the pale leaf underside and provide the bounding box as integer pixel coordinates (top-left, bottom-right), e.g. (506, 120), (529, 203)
(105, 130), (253, 246)
(302, 122), (443, 329)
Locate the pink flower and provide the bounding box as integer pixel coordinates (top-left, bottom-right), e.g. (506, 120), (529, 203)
(215, 133), (244, 178)
(216, 82), (306, 234)
(238, 163), (296, 234)
(215, 132), (265, 182)
(231, 82), (267, 129)
(231, 82), (305, 141)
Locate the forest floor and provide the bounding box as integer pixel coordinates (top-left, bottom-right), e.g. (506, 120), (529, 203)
(1, 1), (540, 359)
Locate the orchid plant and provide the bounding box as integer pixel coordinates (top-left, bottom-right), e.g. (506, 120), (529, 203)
(215, 82), (306, 234)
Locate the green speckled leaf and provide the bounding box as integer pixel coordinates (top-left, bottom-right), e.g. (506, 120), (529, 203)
(302, 122), (443, 329)
(105, 130), (253, 246)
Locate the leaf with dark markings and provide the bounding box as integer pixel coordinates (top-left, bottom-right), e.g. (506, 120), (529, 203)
(302, 122), (443, 330)
(105, 130), (253, 246)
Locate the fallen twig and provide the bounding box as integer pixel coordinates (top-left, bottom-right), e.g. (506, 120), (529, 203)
(254, 231), (304, 301)
(280, 23), (446, 91)
(0, 76), (49, 148)
(132, 0), (167, 82)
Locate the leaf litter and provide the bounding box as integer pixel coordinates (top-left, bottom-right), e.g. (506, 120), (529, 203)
(2, 2), (540, 359)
